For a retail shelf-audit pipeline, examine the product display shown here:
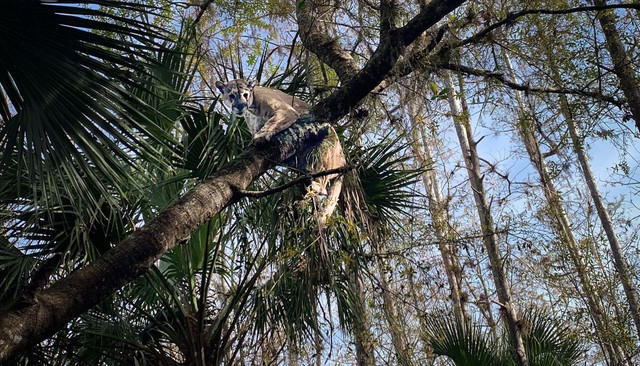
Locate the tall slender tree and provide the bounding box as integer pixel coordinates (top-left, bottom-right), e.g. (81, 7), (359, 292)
(444, 71), (529, 366)
(592, 0), (640, 133)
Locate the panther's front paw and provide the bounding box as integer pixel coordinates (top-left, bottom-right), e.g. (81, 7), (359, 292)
(252, 131), (272, 145)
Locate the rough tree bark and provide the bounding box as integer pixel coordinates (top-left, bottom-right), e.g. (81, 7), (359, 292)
(351, 266), (376, 366)
(445, 72), (529, 366)
(0, 0), (467, 361)
(377, 265), (414, 366)
(593, 0), (640, 133)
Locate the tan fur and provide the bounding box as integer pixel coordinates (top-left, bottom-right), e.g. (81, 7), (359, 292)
(215, 79), (308, 139)
(216, 79), (345, 226)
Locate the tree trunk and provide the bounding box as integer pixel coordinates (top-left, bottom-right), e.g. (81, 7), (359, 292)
(593, 0), (640, 133)
(541, 42), (640, 341)
(376, 256), (414, 366)
(502, 52), (629, 365)
(444, 72), (529, 366)
(405, 105), (467, 324)
(351, 266), (376, 366)
(563, 86), (640, 342)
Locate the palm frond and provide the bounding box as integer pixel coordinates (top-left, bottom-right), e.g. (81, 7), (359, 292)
(0, 0), (179, 213)
(522, 309), (583, 366)
(341, 137), (422, 236)
(423, 310), (584, 366)
(0, 236), (36, 304)
(423, 315), (505, 366)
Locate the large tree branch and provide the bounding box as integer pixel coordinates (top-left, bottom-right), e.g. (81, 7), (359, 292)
(310, 0), (467, 121)
(0, 120), (328, 359)
(0, 0), (467, 360)
(296, 0), (359, 81)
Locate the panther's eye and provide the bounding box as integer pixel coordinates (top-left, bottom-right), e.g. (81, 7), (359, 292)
(243, 93), (249, 99)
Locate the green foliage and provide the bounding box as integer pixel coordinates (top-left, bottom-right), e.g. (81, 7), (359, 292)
(351, 138), (422, 223)
(0, 7), (201, 302)
(521, 309), (583, 366)
(0, 1), (177, 214)
(424, 310), (583, 366)
(424, 315), (506, 366)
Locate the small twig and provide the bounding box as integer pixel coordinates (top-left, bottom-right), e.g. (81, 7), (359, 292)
(439, 63), (623, 106)
(456, 4), (640, 49)
(491, 299), (507, 309)
(237, 166), (353, 198)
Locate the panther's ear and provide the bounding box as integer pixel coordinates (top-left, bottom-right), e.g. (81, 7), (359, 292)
(247, 79), (257, 89)
(215, 80), (226, 93)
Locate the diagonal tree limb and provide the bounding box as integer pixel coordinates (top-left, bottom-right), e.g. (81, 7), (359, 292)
(309, 0), (467, 122)
(454, 3), (640, 49)
(0, 119), (327, 359)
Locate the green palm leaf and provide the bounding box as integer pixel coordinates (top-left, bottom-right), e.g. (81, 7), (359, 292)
(341, 137), (422, 235)
(424, 310), (583, 366)
(0, 0), (177, 212)
(424, 315), (505, 366)
(522, 309), (583, 366)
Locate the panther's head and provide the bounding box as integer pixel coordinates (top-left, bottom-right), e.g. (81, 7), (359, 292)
(215, 79), (256, 115)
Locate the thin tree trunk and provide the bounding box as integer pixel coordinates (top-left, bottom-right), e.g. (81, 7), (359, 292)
(288, 341), (300, 366)
(444, 72), (529, 366)
(593, 0), (640, 133)
(503, 52), (629, 365)
(544, 47), (640, 342)
(404, 107), (467, 324)
(375, 255), (414, 366)
(313, 293), (323, 366)
(465, 265), (499, 340)
(351, 266), (376, 366)
(564, 93), (640, 341)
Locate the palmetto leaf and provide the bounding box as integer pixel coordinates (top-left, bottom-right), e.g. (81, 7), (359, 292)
(342, 137), (422, 233)
(358, 141), (421, 216)
(522, 309), (583, 366)
(0, 0), (177, 212)
(424, 315), (505, 366)
(424, 310), (583, 366)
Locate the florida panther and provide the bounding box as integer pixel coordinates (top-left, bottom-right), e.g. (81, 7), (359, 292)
(215, 79), (345, 226)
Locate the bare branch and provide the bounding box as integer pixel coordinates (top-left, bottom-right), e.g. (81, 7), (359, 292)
(192, 0), (214, 25)
(439, 63), (624, 106)
(238, 166), (353, 198)
(311, 0), (467, 121)
(373, 24), (450, 93)
(456, 3), (640, 48)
